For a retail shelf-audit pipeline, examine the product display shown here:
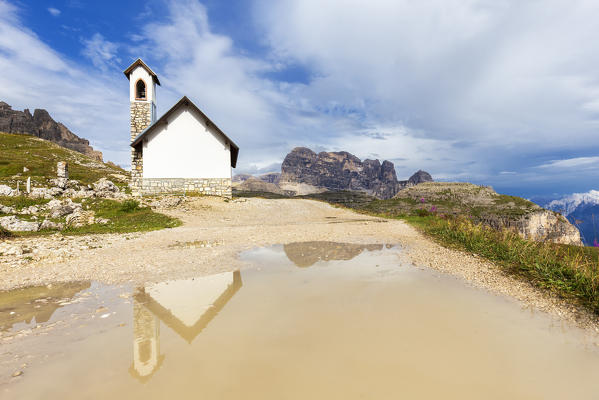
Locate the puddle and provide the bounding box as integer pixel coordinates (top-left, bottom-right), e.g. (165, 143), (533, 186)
(2, 242), (599, 399)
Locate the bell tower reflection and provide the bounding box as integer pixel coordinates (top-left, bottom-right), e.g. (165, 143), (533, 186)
(129, 270), (243, 382)
(130, 299), (164, 381)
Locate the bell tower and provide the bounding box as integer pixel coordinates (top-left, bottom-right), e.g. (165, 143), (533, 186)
(123, 59), (160, 194)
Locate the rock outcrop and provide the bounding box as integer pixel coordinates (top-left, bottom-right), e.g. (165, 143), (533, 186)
(405, 170), (433, 186)
(0, 101), (102, 161)
(391, 182), (582, 246)
(279, 147), (429, 199)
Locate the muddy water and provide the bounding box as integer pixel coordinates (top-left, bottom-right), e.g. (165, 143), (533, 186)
(2, 242), (599, 399)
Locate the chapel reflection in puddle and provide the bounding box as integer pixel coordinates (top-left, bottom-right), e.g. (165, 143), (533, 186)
(129, 271), (243, 381)
(283, 241), (386, 268)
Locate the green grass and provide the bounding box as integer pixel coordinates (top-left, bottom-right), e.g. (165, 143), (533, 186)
(0, 132), (129, 189)
(62, 199), (181, 235)
(0, 195), (50, 210)
(2, 198), (181, 237)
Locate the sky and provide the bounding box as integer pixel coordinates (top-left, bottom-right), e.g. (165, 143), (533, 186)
(1, 0), (598, 199)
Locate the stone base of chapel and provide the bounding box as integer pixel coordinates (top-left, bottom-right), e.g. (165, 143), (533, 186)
(133, 178), (232, 198)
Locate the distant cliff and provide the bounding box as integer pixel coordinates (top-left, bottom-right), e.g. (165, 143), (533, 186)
(278, 147), (432, 199)
(0, 101), (102, 161)
(545, 190), (599, 246)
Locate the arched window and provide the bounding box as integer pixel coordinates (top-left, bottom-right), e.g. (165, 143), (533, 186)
(136, 79), (147, 100)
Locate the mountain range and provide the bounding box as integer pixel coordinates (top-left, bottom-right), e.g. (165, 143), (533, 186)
(235, 147), (433, 199)
(545, 190), (599, 246)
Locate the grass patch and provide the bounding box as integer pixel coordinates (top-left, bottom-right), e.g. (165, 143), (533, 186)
(119, 199), (141, 213)
(0, 195), (50, 210)
(63, 199), (181, 235)
(400, 214), (599, 315)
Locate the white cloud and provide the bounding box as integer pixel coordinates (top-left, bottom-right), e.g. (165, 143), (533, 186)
(81, 33), (120, 71)
(47, 7), (61, 17)
(537, 157), (599, 169)
(253, 0), (599, 187)
(0, 0), (128, 165)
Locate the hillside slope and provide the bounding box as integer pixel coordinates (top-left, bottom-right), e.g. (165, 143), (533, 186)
(0, 132), (128, 189)
(366, 182), (581, 245)
(0, 101), (102, 161)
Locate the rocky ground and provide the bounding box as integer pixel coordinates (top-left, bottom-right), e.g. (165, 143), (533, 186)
(0, 196), (597, 332)
(0, 178), (127, 233)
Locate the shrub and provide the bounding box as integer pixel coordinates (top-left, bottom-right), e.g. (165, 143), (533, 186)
(414, 208), (431, 217)
(0, 226), (11, 239)
(119, 199), (141, 213)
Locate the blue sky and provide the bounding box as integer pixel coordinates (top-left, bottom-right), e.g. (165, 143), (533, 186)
(1, 0), (598, 199)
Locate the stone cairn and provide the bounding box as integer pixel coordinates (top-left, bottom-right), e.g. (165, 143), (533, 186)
(56, 161), (69, 189)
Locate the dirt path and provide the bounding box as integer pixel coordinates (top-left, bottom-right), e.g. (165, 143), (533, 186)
(0, 197), (597, 330)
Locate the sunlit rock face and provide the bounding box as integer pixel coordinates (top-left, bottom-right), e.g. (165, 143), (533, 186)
(279, 147), (432, 199)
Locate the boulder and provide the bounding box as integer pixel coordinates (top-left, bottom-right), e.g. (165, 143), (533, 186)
(29, 188), (55, 199)
(0, 215), (39, 232)
(66, 210), (95, 228)
(20, 205), (39, 215)
(0, 204), (16, 214)
(45, 199), (82, 219)
(93, 178), (118, 192)
(0, 185), (15, 196)
(40, 219), (64, 230)
(63, 188), (95, 198)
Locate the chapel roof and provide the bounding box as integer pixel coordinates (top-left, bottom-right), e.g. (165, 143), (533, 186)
(123, 58), (161, 86)
(130, 96), (240, 168)
(132, 271), (242, 343)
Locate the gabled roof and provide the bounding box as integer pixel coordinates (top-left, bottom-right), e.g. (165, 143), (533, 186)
(131, 96), (239, 168)
(123, 58), (161, 86)
(133, 271), (243, 343)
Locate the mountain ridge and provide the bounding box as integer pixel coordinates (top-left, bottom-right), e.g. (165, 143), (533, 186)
(545, 190), (599, 246)
(0, 101), (102, 161)
(278, 147), (432, 199)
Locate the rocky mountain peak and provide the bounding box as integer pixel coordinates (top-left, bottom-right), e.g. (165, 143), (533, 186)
(0, 101), (102, 161)
(408, 170), (433, 185)
(33, 109), (53, 122)
(279, 147), (432, 199)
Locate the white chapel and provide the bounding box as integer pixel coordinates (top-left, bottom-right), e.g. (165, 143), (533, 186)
(123, 58), (239, 197)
